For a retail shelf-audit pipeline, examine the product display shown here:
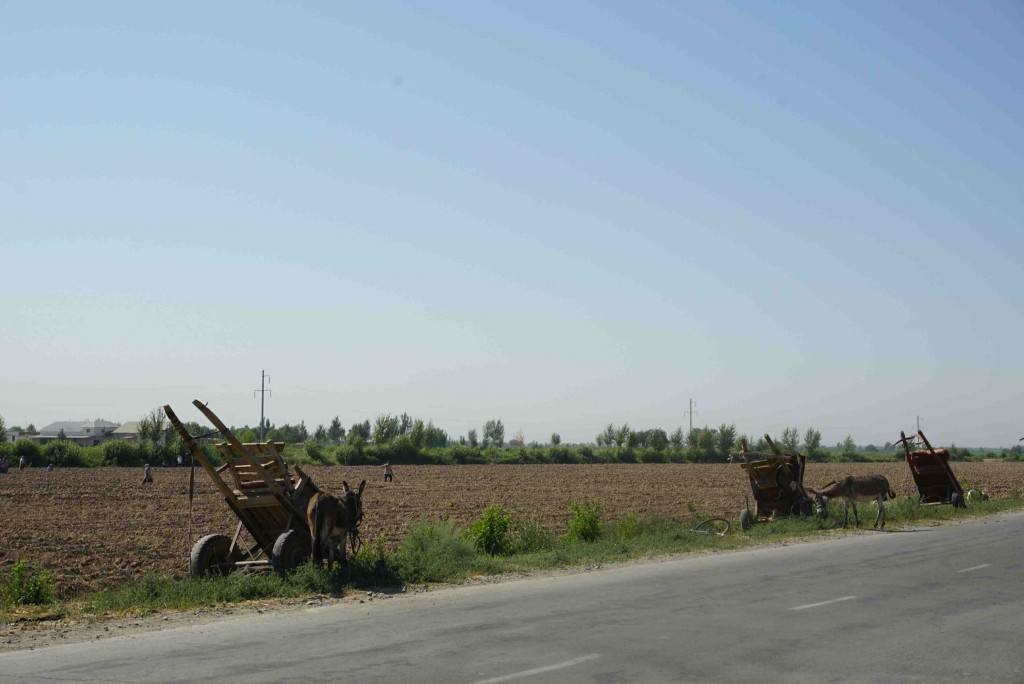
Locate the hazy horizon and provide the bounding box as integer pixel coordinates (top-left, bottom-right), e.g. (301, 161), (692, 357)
(2, 2), (1021, 448)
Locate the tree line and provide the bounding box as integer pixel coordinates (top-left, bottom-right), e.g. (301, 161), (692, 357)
(1, 410), (1021, 468)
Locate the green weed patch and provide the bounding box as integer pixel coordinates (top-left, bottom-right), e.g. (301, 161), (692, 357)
(3, 495), (1021, 625)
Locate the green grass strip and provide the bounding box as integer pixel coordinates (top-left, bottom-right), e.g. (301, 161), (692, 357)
(3, 495), (1021, 624)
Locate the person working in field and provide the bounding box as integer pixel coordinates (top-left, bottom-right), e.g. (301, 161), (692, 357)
(19, 455), (27, 472)
(383, 461), (394, 483)
(142, 463), (153, 485)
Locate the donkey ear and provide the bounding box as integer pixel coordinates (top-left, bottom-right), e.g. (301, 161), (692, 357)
(357, 480), (366, 496)
(342, 480), (351, 493)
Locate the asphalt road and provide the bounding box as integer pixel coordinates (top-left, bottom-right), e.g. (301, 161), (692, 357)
(3, 512), (1023, 683)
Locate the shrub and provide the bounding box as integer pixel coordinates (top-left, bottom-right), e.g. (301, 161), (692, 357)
(566, 500), (603, 542)
(638, 449), (666, 463)
(336, 444), (375, 466)
(302, 441), (328, 464)
(446, 444), (490, 465)
(470, 505), (515, 555)
(348, 534), (401, 587)
(1, 559), (56, 606)
(376, 436), (420, 464)
(103, 440), (147, 467)
(667, 449), (689, 463)
(395, 518), (476, 583)
(836, 451), (868, 463)
(80, 446), (105, 467)
(614, 513), (639, 541)
(200, 443), (223, 467)
(12, 439), (41, 467)
(509, 518), (555, 553)
(43, 440), (84, 467)
(525, 446), (549, 464)
(616, 448), (637, 463)
(549, 446), (576, 464)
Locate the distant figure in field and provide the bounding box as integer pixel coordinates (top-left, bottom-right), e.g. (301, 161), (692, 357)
(46, 463), (54, 472)
(142, 463), (153, 485)
(0, 456), (8, 473)
(19, 456), (27, 472)
(383, 461), (394, 483)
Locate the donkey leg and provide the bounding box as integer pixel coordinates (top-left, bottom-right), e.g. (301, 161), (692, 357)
(310, 531), (322, 567)
(851, 501), (860, 527)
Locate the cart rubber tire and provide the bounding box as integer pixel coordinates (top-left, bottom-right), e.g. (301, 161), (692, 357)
(740, 508), (754, 532)
(272, 529), (311, 573)
(190, 534), (233, 578)
(775, 465), (793, 489)
(951, 492), (965, 509)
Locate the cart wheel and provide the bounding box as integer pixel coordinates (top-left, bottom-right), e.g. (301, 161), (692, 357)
(951, 492), (965, 509)
(775, 465), (793, 489)
(190, 534), (233, 578)
(272, 529), (311, 573)
(740, 508), (754, 532)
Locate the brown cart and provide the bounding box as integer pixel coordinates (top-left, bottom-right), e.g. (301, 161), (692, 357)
(165, 400), (322, 577)
(898, 429), (965, 508)
(736, 434), (812, 525)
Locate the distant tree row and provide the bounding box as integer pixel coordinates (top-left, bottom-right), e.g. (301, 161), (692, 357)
(4, 410), (1023, 468)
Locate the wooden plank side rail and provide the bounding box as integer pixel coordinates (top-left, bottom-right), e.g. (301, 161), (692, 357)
(191, 400), (297, 512)
(164, 404), (236, 504)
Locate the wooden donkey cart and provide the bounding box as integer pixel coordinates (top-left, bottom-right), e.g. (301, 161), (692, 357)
(165, 400), (359, 577)
(897, 429), (966, 509)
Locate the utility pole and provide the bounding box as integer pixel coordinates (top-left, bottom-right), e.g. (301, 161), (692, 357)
(254, 370), (271, 441)
(685, 398), (698, 433)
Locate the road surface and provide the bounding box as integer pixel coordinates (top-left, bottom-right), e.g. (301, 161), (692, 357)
(3, 512), (1023, 683)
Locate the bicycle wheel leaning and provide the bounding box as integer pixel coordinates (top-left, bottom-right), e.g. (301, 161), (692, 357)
(689, 517), (731, 537)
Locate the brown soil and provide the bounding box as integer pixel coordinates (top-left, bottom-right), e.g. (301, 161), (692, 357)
(1, 462), (1022, 597)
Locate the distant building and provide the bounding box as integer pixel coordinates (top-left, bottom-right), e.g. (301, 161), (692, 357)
(5, 430), (37, 444)
(111, 420), (141, 443)
(32, 419), (120, 446)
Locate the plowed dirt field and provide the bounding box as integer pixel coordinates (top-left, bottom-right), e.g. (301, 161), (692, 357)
(2, 462), (1022, 596)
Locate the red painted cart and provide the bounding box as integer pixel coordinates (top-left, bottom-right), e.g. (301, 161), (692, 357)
(898, 429), (965, 508)
(736, 434), (813, 525)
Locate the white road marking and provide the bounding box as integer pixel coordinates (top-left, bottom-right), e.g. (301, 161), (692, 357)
(790, 596), (857, 611)
(472, 654), (601, 683)
(957, 564), (991, 573)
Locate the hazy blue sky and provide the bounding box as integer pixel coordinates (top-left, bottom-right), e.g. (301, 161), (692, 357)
(2, 1), (1021, 447)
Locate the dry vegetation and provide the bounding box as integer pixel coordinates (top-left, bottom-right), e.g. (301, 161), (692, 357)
(2, 462), (1022, 596)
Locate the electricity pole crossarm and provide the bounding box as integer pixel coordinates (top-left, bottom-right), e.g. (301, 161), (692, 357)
(254, 370), (271, 441)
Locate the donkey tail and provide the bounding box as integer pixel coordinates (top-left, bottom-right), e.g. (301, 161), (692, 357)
(308, 496), (330, 562)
